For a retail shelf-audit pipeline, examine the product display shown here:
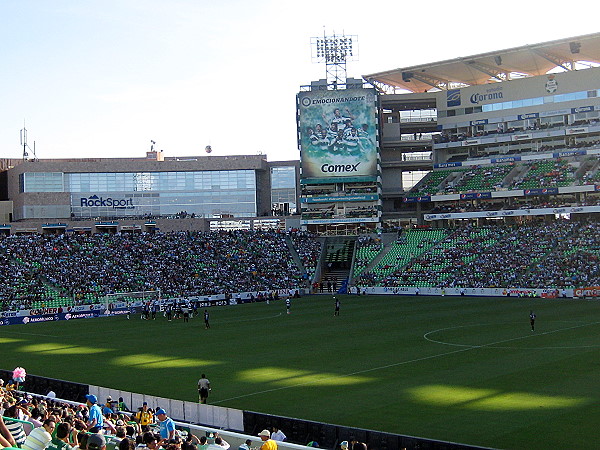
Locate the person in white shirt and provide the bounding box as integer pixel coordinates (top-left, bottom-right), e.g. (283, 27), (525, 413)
(214, 436), (230, 449)
(270, 427), (286, 442)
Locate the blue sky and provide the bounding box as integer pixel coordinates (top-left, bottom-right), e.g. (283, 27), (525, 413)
(1, 1), (598, 162)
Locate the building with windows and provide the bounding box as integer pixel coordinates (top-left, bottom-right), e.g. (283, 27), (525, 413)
(4, 33), (600, 234)
(365, 32), (600, 226)
(0, 153), (299, 233)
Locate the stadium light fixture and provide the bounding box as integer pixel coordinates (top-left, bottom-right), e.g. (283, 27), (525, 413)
(311, 31), (358, 89)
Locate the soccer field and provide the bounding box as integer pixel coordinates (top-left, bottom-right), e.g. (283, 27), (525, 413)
(2, 294), (600, 449)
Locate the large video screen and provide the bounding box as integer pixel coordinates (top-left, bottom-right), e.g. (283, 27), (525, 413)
(298, 88), (378, 179)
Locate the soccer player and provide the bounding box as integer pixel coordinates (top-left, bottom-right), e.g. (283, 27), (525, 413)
(204, 309), (210, 329)
(307, 127), (318, 147)
(324, 107), (355, 129)
(285, 298), (291, 315)
(333, 296), (340, 316)
(530, 310), (536, 331)
(344, 127), (361, 154)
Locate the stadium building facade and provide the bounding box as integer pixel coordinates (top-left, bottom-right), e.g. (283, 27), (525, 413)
(0, 153), (300, 233)
(368, 32), (600, 227)
(3, 33), (600, 233)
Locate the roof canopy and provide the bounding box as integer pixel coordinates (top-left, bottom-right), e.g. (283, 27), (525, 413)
(364, 32), (600, 93)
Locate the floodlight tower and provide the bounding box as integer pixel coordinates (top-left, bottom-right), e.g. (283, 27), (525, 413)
(311, 31), (358, 89)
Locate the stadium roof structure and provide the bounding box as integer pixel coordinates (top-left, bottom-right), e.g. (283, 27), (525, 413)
(364, 32), (600, 94)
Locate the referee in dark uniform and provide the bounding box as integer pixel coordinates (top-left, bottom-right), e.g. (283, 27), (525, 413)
(204, 309), (210, 329)
(530, 310), (536, 331)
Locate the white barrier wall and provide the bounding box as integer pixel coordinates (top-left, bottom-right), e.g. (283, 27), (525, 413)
(90, 385), (244, 431)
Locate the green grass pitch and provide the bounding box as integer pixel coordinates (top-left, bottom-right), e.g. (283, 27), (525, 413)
(2, 294), (600, 449)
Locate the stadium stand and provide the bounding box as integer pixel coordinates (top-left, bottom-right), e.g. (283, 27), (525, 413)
(407, 153), (600, 197)
(354, 220), (600, 290)
(0, 230), (321, 312)
(352, 236), (384, 278)
(288, 230), (322, 279)
(4, 220), (600, 313)
(449, 164), (514, 193)
(355, 229), (450, 286)
(409, 169), (458, 196)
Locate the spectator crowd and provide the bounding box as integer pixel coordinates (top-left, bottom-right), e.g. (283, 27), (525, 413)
(0, 383), (328, 450)
(0, 230), (320, 312)
(356, 220), (600, 289)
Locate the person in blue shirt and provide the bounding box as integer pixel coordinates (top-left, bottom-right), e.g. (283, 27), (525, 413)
(102, 397), (113, 416)
(155, 409), (175, 443)
(85, 394), (104, 433)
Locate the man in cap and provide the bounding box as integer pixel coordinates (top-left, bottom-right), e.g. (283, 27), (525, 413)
(155, 408), (175, 443)
(258, 429), (276, 450)
(87, 434), (106, 450)
(85, 394), (104, 433)
(134, 402), (154, 429)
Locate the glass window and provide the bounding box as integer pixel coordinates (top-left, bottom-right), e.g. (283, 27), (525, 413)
(532, 97), (544, 106)
(22, 172), (64, 192)
(522, 98), (533, 107)
(65, 170), (257, 218)
(271, 166), (296, 189)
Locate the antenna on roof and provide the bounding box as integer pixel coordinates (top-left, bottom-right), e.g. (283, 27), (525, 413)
(20, 121), (37, 161)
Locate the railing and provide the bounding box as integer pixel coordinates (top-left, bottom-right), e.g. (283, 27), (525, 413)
(399, 117), (437, 122)
(1, 416), (35, 437)
(402, 154), (433, 162)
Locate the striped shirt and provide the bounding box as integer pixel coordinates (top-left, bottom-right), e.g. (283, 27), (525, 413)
(22, 426), (52, 450)
(5, 418), (27, 446)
